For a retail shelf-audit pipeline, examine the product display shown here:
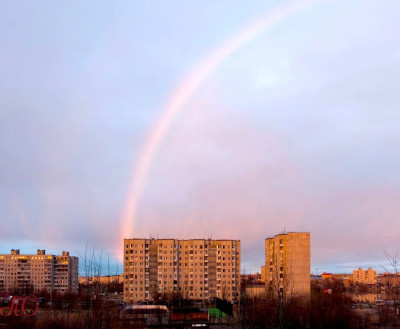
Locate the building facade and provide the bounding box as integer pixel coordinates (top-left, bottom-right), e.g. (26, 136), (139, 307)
(353, 268), (376, 285)
(0, 249), (79, 294)
(123, 238), (240, 303)
(265, 232), (310, 297)
(261, 266), (266, 283)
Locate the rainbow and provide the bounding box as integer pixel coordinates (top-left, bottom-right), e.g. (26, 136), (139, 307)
(118, 0), (319, 257)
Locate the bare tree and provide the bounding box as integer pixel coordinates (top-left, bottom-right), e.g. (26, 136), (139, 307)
(381, 249), (400, 274)
(380, 249), (400, 326)
(381, 249), (400, 295)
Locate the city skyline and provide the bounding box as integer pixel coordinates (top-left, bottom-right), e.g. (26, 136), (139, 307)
(1, 0), (400, 274)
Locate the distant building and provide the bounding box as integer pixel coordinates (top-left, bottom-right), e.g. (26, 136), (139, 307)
(311, 272), (353, 290)
(353, 268), (376, 285)
(241, 272), (265, 299)
(79, 274), (124, 285)
(245, 285), (266, 298)
(241, 272), (262, 286)
(123, 238), (240, 303)
(0, 249), (78, 294)
(321, 272), (334, 280)
(378, 273), (400, 292)
(343, 274), (353, 287)
(265, 232), (310, 297)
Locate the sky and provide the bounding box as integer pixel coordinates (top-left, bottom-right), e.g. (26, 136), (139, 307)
(1, 0), (400, 275)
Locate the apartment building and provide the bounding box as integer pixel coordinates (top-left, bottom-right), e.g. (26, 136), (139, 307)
(353, 268), (376, 285)
(0, 249), (79, 294)
(265, 232), (310, 297)
(123, 238), (240, 303)
(54, 251), (79, 293)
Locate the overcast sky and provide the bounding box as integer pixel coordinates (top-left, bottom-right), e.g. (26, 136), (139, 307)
(1, 0), (400, 274)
